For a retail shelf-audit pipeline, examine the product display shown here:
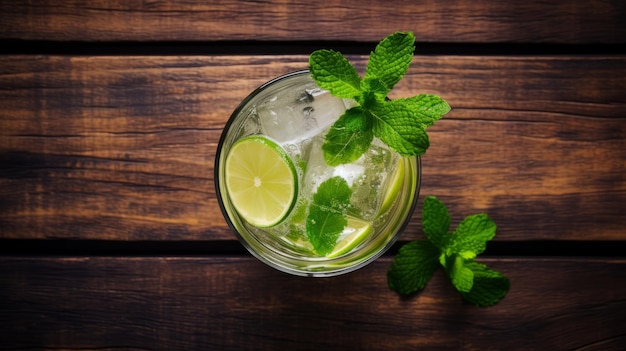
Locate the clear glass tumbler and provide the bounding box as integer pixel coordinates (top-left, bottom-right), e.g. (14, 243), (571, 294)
(215, 70), (420, 276)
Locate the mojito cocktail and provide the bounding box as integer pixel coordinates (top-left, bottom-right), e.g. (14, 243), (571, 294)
(215, 71), (419, 276)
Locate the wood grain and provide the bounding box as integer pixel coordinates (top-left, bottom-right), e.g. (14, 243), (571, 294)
(1, 55), (625, 241)
(1, 2), (624, 351)
(1, 0), (625, 44)
(0, 256), (624, 350)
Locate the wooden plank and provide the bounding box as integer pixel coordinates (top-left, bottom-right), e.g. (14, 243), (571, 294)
(0, 256), (624, 350)
(1, 55), (625, 241)
(1, 0), (625, 44)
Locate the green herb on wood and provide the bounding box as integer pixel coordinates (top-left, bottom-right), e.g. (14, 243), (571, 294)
(387, 196), (510, 307)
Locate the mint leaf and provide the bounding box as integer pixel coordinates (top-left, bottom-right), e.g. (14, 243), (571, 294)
(322, 107), (373, 166)
(460, 262), (510, 307)
(444, 213), (496, 259)
(422, 196), (450, 249)
(360, 78), (390, 99)
(309, 49), (362, 99)
(370, 99), (430, 156)
(306, 176), (352, 256)
(388, 240), (440, 295)
(444, 254), (474, 293)
(364, 32), (415, 96)
(399, 94), (451, 127)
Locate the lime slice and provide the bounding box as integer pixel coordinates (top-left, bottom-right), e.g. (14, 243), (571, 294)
(327, 217), (373, 258)
(378, 158), (405, 215)
(225, 135), (298, 227)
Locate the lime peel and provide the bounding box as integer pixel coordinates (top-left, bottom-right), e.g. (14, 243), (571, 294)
(378, 158), (405, 215)
(327, 217), (373, 258)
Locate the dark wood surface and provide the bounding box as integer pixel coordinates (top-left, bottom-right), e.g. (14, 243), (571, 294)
(1, 0), (625, 43)
(1, 257), (626, 350)
(1, 1), (625, 350)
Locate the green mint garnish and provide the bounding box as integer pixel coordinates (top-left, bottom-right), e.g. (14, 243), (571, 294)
(459, 261), (511, 306)
(388, 196), (510, 307)
(386, 240), (440, 295)
(306, 176), (352, 256)
(321, 107), (373, 166)
(309, 32), (450, 165)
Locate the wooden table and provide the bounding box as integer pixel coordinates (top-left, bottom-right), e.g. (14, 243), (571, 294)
(1, 1), (625, 349)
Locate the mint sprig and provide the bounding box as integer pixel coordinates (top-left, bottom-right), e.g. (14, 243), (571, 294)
(388, 196), (510, 307)
(309, 32), (450, 166)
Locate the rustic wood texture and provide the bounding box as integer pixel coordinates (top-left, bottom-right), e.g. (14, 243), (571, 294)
(1, 0), (625, 44)
(0, 256), (624, 350)
(1, 2), (625, 349)
(1, 55), (625, 241)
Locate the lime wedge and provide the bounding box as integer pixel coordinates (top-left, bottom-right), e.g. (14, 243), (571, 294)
(378, 158), (405, 215)
(327, 217), (373, 258)
(225, 136), (298, 227)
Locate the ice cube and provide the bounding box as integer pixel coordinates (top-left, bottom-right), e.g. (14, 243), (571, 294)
(257, 85), (348, 144)
(301, 137), (335, 195)
(349, 139), (400, 220)
(302, 136), (367, 192)
(300, 136), (399, 221)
